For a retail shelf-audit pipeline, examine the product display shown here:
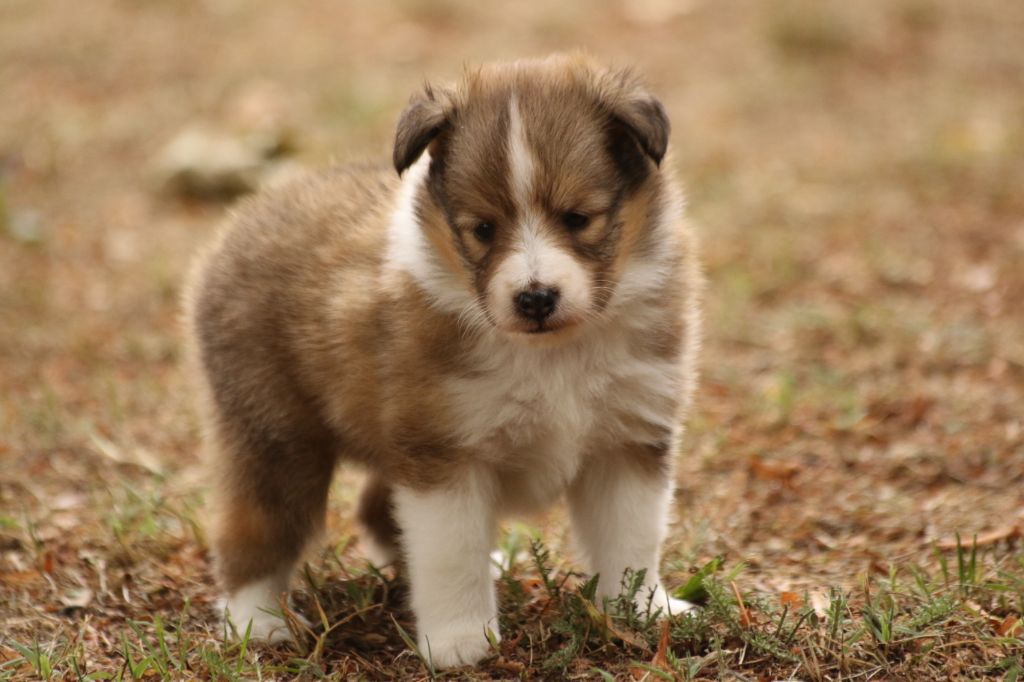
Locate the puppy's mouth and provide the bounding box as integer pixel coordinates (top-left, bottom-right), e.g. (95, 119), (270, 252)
(482, 298), (588, 338)
(505, 317), (581, 337)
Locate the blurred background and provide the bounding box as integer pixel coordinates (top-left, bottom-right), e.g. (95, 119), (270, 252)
(1, 0), (1022, 676)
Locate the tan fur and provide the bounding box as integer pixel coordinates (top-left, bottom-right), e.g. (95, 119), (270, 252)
(184, 54), (702, 619)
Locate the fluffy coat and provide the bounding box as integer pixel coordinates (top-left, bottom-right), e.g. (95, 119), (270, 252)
(184, 54), (702, 668)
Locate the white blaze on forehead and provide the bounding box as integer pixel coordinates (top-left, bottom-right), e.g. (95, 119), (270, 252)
(506, 94), (548, 286)
(486, 93), (593, 329)
(508, 96), (535, 210)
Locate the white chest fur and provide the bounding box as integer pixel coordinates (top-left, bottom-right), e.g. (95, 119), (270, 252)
(445, 319), (684, 515)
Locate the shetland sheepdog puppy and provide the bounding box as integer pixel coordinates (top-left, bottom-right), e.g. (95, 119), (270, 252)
(185, 53), (702, 668)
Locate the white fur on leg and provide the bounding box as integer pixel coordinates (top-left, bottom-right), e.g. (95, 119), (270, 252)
(393, 470), (500, 668)
(359, 527), (399, 568)
(568, 455), (694, 617)
(224, 575), (296, 643)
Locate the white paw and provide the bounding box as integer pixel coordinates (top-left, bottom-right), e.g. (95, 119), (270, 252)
(360, 531), (399, 567)
(232, 608), (296, 643)
(420, 623), (498, 668)
(646, 585), (696, 618)
(223, 580), (308, 644)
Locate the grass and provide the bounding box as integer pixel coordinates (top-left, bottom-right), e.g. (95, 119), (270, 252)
(1, 531), (1020, 679)
(1, 0), (1023, 678)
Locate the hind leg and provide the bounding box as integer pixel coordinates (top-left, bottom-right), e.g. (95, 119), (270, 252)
(356, 475), (401, 567)
(209, 425), (336, 642)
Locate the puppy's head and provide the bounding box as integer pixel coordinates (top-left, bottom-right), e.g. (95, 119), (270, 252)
(394, 55), (672, 338)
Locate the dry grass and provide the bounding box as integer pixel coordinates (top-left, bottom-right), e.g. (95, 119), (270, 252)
(1, 0), (1022, 679)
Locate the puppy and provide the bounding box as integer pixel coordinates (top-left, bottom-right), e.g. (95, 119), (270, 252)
(184, 54), (702, 668)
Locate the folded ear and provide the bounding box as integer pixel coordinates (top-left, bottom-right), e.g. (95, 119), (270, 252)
(603, 69), (671, 166)
(615, 94), (670, 165)
(393, 83), (453, 175)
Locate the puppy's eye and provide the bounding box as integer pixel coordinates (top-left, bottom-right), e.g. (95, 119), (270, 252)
(562, 212), (590, 231)
(473, 222), (496, 243)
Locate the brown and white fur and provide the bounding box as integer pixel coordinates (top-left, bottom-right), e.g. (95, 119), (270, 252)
(184, 54), (702, 668)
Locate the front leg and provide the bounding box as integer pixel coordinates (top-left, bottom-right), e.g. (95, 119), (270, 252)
(568, 442), (694, 616)
(392, 467), (499, 668)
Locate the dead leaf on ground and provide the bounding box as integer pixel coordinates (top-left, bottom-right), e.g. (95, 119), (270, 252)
(748, 455), (802, 486)
(649, 618), (672, 673)
(60, 587), (94, 610)
(995, 615), (1021, 638)
(492, 657), (525, 674)
(936, 525), (1020, 550)
(780, 591), (802, 609)
(0, 569), (42, 586)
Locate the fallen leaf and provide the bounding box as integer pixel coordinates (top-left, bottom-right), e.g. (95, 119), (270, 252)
(492, 657), (525, 674)
(61, 587), (94, 609)
(780, 591), (802, 609)
(748, 455), (801, 485)
(520, 576), (545, 595)
(649, 619), (671, 672)
(995, 615), (1021, 637)
(0, 570), (42, 586)
(936, 526), (1020, 550)
(582, 597), (650, 652)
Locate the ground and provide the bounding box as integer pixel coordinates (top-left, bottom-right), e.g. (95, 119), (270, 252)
(1, 0), (1022, 679)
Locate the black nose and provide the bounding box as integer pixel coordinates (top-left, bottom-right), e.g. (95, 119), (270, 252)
(514, 288), (560, 322)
